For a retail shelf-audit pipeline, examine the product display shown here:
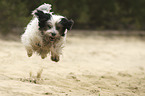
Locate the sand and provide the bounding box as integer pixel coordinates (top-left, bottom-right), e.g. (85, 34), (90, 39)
(0, 30), (145, 96)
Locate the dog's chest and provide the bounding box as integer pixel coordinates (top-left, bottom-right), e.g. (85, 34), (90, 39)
(32, 39), (57, 50)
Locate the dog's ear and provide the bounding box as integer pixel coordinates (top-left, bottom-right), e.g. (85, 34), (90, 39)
(34, 10), (51, 22)
(60, 18), (74, 30)
(67, 19), (74, 30)
(34, 10), (51, 30)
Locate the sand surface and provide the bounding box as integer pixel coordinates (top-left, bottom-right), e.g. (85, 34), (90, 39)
(0, 31), (145, 96)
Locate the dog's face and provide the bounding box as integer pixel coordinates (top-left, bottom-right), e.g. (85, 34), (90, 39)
(34, 10), (74, 42)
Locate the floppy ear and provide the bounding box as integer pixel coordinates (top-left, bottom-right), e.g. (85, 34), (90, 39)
(34, 10), (51, 30)
(60, 18), (74, 30)
(34, 10), (51, 22)
(67, 19), (74, 30)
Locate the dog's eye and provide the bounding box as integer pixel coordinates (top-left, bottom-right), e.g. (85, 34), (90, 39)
(48, 24), (51, 29)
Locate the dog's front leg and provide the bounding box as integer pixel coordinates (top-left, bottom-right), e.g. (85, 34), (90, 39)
(25, 46), (33, 57)
(50, 47), (61, 62)
(51, 52), (60, 62)
(40, 50), (48, 59)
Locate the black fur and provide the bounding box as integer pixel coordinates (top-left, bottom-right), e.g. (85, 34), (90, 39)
(60, 18), (74, 30)
(35, 11), (74, 37)
(35, 10), (51, 30)
(58, 18), (74, 36)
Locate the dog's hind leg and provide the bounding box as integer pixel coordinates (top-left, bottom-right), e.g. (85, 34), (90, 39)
(41, 53), (47, 59)
(40, 50), (49, 59)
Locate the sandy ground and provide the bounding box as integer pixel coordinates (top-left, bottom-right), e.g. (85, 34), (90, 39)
(0, 30), (145, 96)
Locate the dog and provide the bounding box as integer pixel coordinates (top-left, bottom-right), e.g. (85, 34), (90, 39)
(21, 3), (74, 62)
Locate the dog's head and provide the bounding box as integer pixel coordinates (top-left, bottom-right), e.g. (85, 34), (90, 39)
(34, 10), (74, 42)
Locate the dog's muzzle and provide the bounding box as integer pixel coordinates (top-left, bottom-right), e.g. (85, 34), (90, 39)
(49, 32), (56, 41)
(49, 36), (55, 41)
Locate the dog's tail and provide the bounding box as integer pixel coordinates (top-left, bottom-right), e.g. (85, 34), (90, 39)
(32, 3), (52, 15)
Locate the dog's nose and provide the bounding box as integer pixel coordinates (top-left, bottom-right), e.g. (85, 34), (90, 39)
(51, 33), (56, 36)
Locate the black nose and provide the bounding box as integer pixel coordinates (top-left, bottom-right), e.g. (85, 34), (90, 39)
(51, 33), (56, 36)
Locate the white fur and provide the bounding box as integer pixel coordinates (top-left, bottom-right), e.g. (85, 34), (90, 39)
(21, 4), (67, 62)
(32, 3), (52, 15)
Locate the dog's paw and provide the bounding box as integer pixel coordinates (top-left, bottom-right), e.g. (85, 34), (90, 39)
(27, 52), (32, 57)
(26, 48), (33, 57)
(51, 56), (59, 62)
(41, 54), (47, 59)
(27, 50), (33, 57)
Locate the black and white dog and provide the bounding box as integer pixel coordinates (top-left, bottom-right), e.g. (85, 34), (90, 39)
(21, 3), (74, 62)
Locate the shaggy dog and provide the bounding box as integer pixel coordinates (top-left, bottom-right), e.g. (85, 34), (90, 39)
(21, 3), (74, 62)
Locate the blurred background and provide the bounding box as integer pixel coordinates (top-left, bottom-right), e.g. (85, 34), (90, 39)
(1, 0), (145, 35)
(0, 1), (145, 96)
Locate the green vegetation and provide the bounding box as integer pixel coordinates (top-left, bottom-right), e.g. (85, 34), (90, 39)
(0, 0), (145, 34)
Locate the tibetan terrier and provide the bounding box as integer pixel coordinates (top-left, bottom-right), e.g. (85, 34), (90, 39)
(21, 3), (74, 62)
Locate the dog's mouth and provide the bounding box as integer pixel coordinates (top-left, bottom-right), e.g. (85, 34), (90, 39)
(49, 37), (55, 41)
